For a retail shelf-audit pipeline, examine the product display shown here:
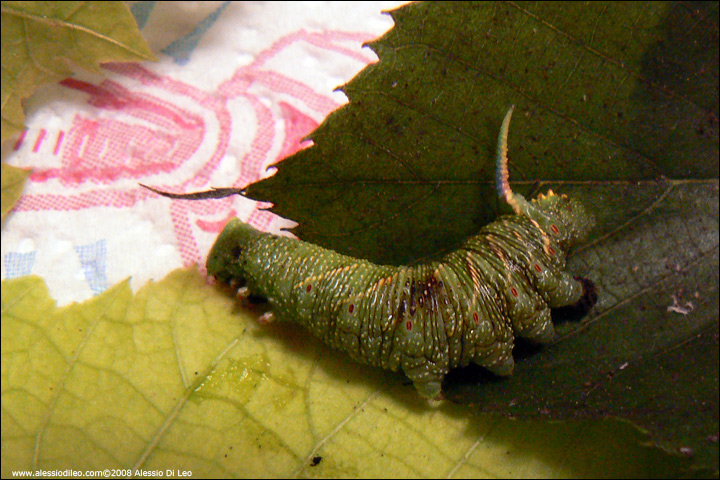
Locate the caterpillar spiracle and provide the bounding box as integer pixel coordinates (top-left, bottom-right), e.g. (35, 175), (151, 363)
(147, 106), (597, 399)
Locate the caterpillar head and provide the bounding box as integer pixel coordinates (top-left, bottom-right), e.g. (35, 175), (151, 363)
(531, 189), (594, 249)
(207, 218), (262, 285)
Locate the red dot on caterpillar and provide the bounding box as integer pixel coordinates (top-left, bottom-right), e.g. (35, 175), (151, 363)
(306, 284), (312, 292)
(511, 287), (519, 297)
(551, 224), (559, 235)
(534, 264), (542, 272)
(348, 304), (354, 313)
(473, 312), (479, 324)
(406, 320), (413, 331)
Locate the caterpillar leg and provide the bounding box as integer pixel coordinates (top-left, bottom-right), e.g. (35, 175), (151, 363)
(258, 311), (276, 324)
(403, 360), (445, 399)
(528, 260), (597, 315)
(520, 307), (555, 343)
(551, 276), (598, 319)
(479, 351), (515, 376)
(413, 379), (443, 400)
(540, 270), (586, 309)
(234, 284), (271, 310)
(506, 281), (556, 343)
(470, 335), (515, 376)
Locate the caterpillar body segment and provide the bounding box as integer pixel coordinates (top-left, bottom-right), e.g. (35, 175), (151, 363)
(205, 107), (596, 399)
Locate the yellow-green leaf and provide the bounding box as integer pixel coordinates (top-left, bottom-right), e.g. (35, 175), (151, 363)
(1, 269), (691, 477)
(1, 162), (31, 220)
(1, 0), (156, 142)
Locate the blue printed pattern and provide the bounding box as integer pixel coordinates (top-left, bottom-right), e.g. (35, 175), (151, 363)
(3, 251), (36, 278)
(161, 1), (231, 65)
(74, 240), (108, 295)
(130, 1), (230, 65)
(129, 1), (155, 30)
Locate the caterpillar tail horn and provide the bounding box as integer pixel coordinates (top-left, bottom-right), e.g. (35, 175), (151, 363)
(495, 105), (532, 216)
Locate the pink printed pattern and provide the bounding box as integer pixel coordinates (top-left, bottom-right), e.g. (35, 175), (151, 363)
(12, 30), (378, 269)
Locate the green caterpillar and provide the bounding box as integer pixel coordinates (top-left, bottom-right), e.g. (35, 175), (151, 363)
(198, 106), (596, 399)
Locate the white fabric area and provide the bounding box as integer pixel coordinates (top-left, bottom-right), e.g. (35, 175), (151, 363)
(2, 1), (406, 305)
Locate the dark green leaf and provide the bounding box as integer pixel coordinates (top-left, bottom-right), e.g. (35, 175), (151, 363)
(244, 2), (719, 473)
(246, 1), (718, 264)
